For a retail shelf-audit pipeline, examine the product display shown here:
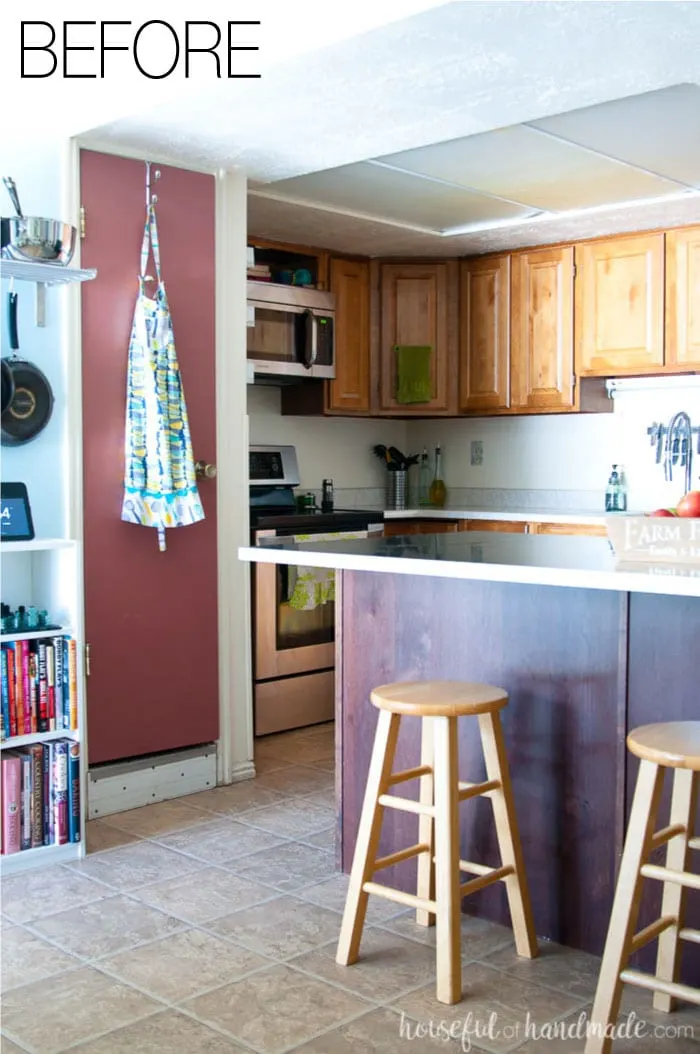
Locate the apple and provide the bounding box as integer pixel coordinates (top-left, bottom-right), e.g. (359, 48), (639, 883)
(676, 490), (700, 518)
(649, 508), (676, 517)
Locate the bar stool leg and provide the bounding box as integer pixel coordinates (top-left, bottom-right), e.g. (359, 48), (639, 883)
(433, 715), (462, 1004)
(585, 760), (665, 1054)
(477, 710), (537, 959)
(653, 769), (697, 1013)
(416, 716), (435, 927)
(336, 709), (400, 966)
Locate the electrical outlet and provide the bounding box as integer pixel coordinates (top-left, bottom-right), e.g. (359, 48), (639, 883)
(471, 440), (484, 466)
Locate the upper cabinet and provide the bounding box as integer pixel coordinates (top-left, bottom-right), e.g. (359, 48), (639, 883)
(511, 246), (575, 411)
(459, 256), (510, 412)
(379, 261), (458, 414)
(575, 233), (665, 374)
(666, 226), (700, 369)
(327, 257), (371, 413)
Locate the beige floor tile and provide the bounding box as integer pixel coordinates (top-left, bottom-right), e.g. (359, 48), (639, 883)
(155, 817), (287, 866)
(315, 757), (336, 772)
(1, 1036), (26, 1054)
(209, 895), (344, 960)
(381, 912), (513, 960)
(1, 967), (160, 1054)
(228, 841), (336, 892)
(303, 789), (336, 808)
(182, 963), (371, 1053)
(67, 1009), (248, 1053)
(392, 961), (587, 1054)
(100, 928), (271, 1002)
(32, 894), (184, 959)
(252, 754), (294, 775)
(293, 1006), (485, 1052)
(129, 865), (277, 924)
(488, 940), (602, 1000)
(297, 872), (410, 924)
(253, 765), (335, 797)
(180, 780), (286, 816)
(239, 798), (335, 839)
(268, 737), (335, 765)
(502, 1005), (589, 1054)
(66, 840), (201, 891)
(291, 927), (440, 1003)
(86, 820), (141, 854)
(1, 867), (110, 924)
(99, 800), (207, 837)
(302, 826), (336, 852)
(1, 925), (81, 991)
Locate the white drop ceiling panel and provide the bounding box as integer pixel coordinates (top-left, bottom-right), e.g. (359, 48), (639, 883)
(530, 84), (700, 189)
(264, 161), (532, 231)
(376, 124), (685, 211)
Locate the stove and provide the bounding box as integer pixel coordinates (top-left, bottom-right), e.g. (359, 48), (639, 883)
(249, 445), (383, 737)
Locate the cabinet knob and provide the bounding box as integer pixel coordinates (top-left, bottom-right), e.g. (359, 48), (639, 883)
(195, 460), (217, 480)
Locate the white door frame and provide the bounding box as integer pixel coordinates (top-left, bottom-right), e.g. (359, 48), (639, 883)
(63, 138), (254, 785)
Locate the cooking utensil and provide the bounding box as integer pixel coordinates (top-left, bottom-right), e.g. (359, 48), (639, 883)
(1, 359), (14, 414)
(1, 291), (54, 446)
(1, 177), (77, 265)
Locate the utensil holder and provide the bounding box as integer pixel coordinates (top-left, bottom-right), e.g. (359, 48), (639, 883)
(387, 469), (408, 511)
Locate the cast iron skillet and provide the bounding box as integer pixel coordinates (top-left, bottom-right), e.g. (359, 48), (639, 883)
(1, 291), (54, 446)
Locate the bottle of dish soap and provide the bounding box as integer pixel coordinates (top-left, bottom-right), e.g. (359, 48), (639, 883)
(429, 443), (447, 508)
(418, 448), (431, 507)
(605, 464), (627, 512)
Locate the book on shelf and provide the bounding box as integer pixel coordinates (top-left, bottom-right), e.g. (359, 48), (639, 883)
(0, 740), (80, 854)
(0, 635), (78, 742)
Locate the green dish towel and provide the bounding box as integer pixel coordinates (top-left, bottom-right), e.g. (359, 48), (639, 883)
(395, 345), (432, 404)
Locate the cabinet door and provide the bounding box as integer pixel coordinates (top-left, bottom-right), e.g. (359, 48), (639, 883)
(383, 520), (422, 536)
(666, 226), (700, 369)
(328, 258), (371, 412)
(530, 522), (607, 537)
(512, 247), (575, 410)
(459, 256), (510, 412)
(379, 262), (457, 413)
(575, 234), (664, 373)
(463, 519), (528, 533)
(417, 520), (459, 533)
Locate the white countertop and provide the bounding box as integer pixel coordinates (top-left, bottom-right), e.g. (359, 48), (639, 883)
(239, 532), (700, 598)
(383, 508), (609, 525)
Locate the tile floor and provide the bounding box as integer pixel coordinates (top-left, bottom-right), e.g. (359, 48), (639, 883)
(2, 723), (699, 1053)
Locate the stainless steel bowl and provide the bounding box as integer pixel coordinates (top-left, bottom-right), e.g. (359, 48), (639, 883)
(1, 216), (77, 265)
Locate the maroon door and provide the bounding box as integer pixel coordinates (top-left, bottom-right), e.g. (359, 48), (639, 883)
(80, 150), (218, 765)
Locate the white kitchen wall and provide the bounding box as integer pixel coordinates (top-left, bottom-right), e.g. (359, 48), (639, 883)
(247, 386), (408, 496)
(0, 140), (70, 538)
(407, 412), (615, 508)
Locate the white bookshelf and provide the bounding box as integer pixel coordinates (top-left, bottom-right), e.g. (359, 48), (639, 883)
(0, 539), (87, 873)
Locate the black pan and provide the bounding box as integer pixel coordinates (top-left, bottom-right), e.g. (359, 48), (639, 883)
(1, 291), (54, 446)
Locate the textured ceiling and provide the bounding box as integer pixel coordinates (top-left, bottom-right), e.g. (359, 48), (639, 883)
(84, 1), (700, 255)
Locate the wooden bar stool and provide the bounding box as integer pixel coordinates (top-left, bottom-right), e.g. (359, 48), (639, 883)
(586, 722), (700, 1054)
(336, 680), (538, 1005)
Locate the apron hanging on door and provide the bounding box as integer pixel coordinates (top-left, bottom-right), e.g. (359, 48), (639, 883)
(121, 202), (204, 551)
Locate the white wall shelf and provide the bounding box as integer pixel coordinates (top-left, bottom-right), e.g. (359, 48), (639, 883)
(1, 729), (79, 751)
(2, 539), (76, 553)
(0, 840), (82, 875)
(0, 259), (97, 326)
(0, 627), (73, 644)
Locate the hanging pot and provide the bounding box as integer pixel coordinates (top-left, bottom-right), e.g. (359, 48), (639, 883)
(1, 359), (14, 413)
(1, 177), (76, 265)
(1, 291), (54, 446)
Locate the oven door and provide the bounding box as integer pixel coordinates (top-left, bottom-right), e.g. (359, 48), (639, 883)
(253, 527), (374, 680)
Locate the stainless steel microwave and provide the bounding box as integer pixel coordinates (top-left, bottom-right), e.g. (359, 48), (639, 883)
(247, 281), (335, 380)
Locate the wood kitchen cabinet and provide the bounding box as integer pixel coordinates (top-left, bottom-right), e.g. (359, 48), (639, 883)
(530, 522), (607, 537)
(575, 233), (665, 374)
(327, 257), (371, 413)
(384, 519), (460, 536)
(459, 255), (510, 412)
(460, 519), (528, 533)
(511, 246), (575, 411)
(666, 226), (700, 369)
(378, 261), (458, 414)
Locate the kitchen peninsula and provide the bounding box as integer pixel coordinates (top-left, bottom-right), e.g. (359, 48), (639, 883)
(239, 531), (700, 984)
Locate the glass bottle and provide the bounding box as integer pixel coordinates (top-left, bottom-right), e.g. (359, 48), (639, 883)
(418, 448), (430, 507)
(429, 443), (447, 508)
(605, 464), (627, 512)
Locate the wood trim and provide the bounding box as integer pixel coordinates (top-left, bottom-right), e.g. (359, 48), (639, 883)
(463, 519), (528, 533)
(530, 522), (607, 537)
(335, 570), (345, 871)
(666, 226), (700, 368)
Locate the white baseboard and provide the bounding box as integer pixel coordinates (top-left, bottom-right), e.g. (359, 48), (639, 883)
(88, 744), (218, 818)
(230, 760), (256, 783)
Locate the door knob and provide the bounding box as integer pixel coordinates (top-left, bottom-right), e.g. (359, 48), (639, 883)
(195, 460), (217, 480)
